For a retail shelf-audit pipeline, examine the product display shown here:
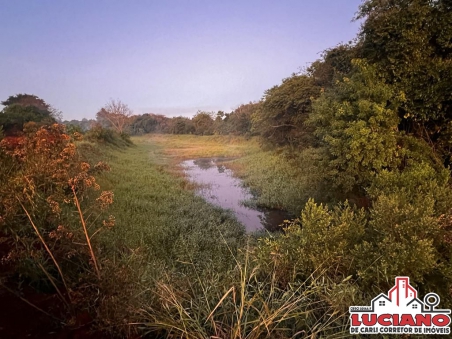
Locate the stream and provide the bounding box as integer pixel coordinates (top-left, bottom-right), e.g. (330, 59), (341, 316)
(182, 157), (290, 232)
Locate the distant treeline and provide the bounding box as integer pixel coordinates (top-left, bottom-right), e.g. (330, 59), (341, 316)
(63, 104), (258, 137)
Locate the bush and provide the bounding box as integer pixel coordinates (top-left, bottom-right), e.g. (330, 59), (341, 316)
(353, 162), (452, 299)
(85, 125), (133, 147)
(254, 166), (452, 309)
(0, 123), (122, 330)
(65, 123), (84, 136)
(256, 200), (366, 286)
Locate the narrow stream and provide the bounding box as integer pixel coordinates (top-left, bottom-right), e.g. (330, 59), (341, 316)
(182, 158), (290, 232)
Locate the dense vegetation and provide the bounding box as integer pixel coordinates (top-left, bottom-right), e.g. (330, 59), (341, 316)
(1, 0), (452, 337)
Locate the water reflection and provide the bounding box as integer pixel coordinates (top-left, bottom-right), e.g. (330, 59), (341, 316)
(193, 158), (214, 170)
(182, 158), (290, 232)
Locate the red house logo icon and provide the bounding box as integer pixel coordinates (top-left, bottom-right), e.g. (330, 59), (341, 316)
(388, 277), (417, 307)
(349, 276), (451, 335)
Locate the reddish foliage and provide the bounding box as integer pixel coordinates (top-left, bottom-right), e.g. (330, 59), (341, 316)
(0, 136), (26, 151)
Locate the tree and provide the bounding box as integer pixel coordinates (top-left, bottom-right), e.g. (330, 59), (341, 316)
(192, 111), (214, 135)
(357, 0), (452, 161)
(0, 94), (58, 135)
(2, 93), (50, 112)
(168, 116), (195, 134)
(62, 118), (96, 132)
(252, 75), (321, 146)
(129, 113), (171, 135)
(96, 99), (133, 134)
(226, 103), (259, 136)
(308, 60), (401, 199)
(308, 43), (360, 88)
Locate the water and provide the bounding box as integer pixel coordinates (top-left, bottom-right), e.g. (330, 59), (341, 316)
(182, 157), (290, 232)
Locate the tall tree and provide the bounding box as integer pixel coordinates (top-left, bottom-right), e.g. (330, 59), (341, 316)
(226, 103), (259, 136)
(252, 75), (321, 146)
(308, 60), (401, 198)
(308, 43), (360, 88)
(192, 111), (214, 135)
(96, 99), (133, 134)
(168, 116), (195, 134)
(357, 0), (452, 159)
(129, 113), (171, 134)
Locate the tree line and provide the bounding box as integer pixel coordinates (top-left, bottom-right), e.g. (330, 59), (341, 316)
(61, 102), (258, 137)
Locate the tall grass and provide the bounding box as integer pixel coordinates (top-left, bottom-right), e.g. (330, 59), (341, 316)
(137, 242), (350, 339)
(2, 129), (353, 337)
(84, 139), (246, 272)
(82, 136), (351, 337)
(75, 136), (249, 335)
(139, 134), (318, 216)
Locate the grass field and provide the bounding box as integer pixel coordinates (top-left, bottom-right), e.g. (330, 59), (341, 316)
(83, 135), (348, 337)
(137, 134), (312, 216)
(85, 138), (246, 269)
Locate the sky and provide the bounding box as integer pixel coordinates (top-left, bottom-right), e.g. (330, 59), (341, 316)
(0, 0), (363, 120)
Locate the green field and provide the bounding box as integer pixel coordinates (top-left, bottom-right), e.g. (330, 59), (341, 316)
(91, 133), (307, 266)
(138, 134), (312, 215)
(89, 136), (247, 267)
(82, 135), (347, 338)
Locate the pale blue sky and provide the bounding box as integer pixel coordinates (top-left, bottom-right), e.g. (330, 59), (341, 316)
(0, 0), (363, 119)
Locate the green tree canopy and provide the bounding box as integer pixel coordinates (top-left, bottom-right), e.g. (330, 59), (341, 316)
(129, 113), (170, 135)
(168, 116), (195, 134)
(0, 94), (58, 135)
(308, 60), (401, 198)
(223, 102), (259, 136)
(252, 75), (321, 146)
(192, 111), (214, 135)
(308, 43), (360, 88)
(357, 0), (452, 160)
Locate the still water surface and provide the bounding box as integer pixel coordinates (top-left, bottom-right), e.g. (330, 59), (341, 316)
(182, 158), (289, 232)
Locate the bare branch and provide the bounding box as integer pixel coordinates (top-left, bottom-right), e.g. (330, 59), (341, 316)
(96, 99), (133, 134)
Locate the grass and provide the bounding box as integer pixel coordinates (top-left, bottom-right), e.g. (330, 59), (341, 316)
(74, 138), (248, 335)
(6, 130), (444, 338)
(138, 244), (350, 339)
(82, 139), (246, 271)
(138, 134), (314, 216)
(77, 135), (350, 337)
(140, 134), (257, 161)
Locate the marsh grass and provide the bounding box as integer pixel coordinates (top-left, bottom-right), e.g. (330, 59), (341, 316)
(82, 136), (351, 337)
(139, 134), (258, 162)
(2, 130), (351, 337)
(85, 140), (246, 268)
(73, 137), (251, 335)
(137, 242), (350, 339)
(139, 134), (314, 216)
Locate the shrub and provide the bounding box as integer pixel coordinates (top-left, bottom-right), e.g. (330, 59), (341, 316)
(256, 200), (366, 286)
(353, 162), (452, 299)
(85, 125), (132, 147)
(0, 123), (119, 329)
